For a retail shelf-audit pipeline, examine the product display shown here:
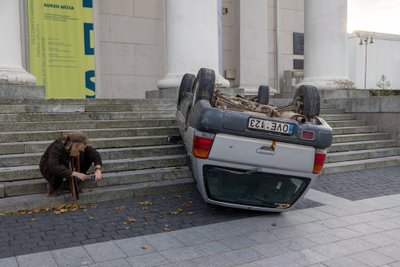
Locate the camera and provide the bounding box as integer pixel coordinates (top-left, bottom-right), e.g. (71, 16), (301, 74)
(88, 174), (96, 181)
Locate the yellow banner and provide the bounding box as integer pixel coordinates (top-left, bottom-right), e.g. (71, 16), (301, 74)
(28, 0), (95, 99)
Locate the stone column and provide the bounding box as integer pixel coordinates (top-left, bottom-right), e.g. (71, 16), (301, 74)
(157, 0), (229, 91)
(239, 0), (270, 95)
(299, 0), (351, 90)
(0, 0), (36, 85)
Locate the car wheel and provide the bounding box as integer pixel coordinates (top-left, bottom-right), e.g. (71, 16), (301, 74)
(294, 85), (320, 119)
(192, 68), (216, 106)
(257, 85), (270, 105)
(178, 73), (195, 107)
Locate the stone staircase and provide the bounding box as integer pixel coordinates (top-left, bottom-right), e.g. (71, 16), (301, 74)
(319, 102), (400, 174)
(269, 98), (400, 174)
(0, 99), (194, 212)
(0, 98), (398, 212)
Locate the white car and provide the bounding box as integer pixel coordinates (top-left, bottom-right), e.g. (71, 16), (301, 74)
(175, 68), (332, 212)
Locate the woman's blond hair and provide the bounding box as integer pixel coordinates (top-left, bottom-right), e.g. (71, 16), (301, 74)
(63, 131), (89, 152)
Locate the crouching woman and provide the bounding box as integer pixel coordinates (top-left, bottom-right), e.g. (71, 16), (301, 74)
(39, 131), (103, 196)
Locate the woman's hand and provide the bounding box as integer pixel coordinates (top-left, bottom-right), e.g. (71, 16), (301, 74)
(94, 169), (103, 181)
(72, 171), (87, 181)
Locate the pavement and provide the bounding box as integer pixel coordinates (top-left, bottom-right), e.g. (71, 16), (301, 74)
(1, 166), (400, 266)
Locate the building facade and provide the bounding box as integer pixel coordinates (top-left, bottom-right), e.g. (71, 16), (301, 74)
(4, 0), (396, 99)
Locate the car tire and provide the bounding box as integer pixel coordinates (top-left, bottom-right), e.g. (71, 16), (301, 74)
(294, 85), (320, 119)
(178, 73), (196, 107)
(257, 85), (270, 105)
(192, 68), (216, 106)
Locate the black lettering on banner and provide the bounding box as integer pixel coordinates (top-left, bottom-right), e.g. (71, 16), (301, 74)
(271, 122), (276, 131)
(283, 124), (288, 133)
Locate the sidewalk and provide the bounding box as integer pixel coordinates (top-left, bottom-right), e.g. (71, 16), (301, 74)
(1, 167), (400, 266)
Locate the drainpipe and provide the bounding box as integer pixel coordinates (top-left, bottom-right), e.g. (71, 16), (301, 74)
(275, 0), (280, 93)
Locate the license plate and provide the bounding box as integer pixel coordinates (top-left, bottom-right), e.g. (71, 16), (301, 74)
(248, 118), (294, 135)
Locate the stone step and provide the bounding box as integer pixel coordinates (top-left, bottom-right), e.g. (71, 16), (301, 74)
(0, 135), (175, 155)
(331, 126), (377, 135)
(320, 114), (356, 121)
(0, 127), (179, 143)
(1, 166), (192, 197)
(0, 144), (185, 167)
(0, 177), (196, 213)
(326, 147), (400, 163)
(84, 104), (176, 112)
(329, 140), (398, 153)
(0, 103), (177, 114)
(0, 154), (187, 182)
(0, 119), (177, 132)
(326, 120), (366, 127)
(320, 108), (345, 114)
(323, 155), (400, 174)
(0, 110), (175, 122)
(332, 132), (391, 143)
(0, 98), (177, 106)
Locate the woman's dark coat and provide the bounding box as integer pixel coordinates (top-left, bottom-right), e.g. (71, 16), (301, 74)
(39, 138), (102, 186)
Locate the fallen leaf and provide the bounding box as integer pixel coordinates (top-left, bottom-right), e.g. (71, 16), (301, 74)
(127, 216), (137, 222)
(182, 201), (193, 207)
(163, 227), (171, 231)
(30, 218), (37, 222)
(17, 209), (28, 215)
(140, 201), (153, 206)
(89, 216), (95, 220)
(144, 184), (150, 188)
(141, 245), (149, 250)
(53, 211), (62, 215)
(115, 206), (126, 211)
(188, 211), (194, 215)
(169, 207), (184, 215)
(173, 194), (184, 199)
(33, 209), (41, 213)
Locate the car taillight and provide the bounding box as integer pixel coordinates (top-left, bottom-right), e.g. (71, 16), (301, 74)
(313, 148), (327, 174)
(301, 130), (314, 140)
(193, 131), (215, 159)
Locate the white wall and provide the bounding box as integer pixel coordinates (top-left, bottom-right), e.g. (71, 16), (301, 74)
(348, 32), (400, 90)
(95, 0), (165, 99)
(221, 0), (304, 90)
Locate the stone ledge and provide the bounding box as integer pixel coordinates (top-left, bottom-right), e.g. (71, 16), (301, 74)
(0, 85), (45, 99)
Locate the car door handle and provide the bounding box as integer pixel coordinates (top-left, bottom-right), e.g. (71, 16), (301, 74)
(256, 145), (275, 155)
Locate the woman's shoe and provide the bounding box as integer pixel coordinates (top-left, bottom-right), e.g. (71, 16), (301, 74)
(47, 183), (58, 197)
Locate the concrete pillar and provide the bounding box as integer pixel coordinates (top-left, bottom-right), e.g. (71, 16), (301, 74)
(0, 0), (36, 85)
(239, 0), (270, 94)
(157, 0), (229, 90)
(299, 0), (351, 90)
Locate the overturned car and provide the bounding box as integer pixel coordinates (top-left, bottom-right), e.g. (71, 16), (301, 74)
(175, 68), (332, 212)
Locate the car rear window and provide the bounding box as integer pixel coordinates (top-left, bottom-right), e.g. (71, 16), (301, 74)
(203, 165), (310, 209)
